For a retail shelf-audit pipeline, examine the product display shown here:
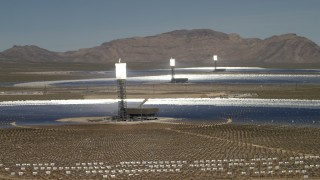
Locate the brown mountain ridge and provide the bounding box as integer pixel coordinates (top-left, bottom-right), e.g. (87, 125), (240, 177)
(1, 29), (320, 66)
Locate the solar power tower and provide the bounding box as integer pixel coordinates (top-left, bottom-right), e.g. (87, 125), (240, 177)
(213, 55), (218, 71)
(115, 59), (127, 120)
(170, 57), (175, 82)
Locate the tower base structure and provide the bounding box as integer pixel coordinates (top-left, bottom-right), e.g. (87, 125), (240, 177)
(117, 79), (127, 121)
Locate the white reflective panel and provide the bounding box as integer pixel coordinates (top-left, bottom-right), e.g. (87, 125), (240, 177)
(213, 55), (218, 61)
(115, 63), (127, 79)
(170, 58), (175, 67)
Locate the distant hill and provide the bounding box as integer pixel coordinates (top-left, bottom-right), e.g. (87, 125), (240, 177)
(1, 45), (63, 62)
(1, 29), (320, 66)
(0, 52), (6, 59)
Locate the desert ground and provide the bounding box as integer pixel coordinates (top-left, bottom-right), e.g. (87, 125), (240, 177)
(0, 120), (320, 179)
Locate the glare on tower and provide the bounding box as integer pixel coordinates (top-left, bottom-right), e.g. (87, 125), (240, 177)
(115, 59), (127, 80)
(170, 58), (175, 67)
(213, 55), (218, 61)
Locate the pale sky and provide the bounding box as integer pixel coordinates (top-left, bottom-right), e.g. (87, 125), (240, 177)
(0, 0), (319, 52)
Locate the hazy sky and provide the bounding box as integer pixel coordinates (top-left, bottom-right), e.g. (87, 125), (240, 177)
(1, 0), (319, 52)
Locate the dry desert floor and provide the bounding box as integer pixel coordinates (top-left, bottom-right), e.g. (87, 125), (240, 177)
(0, 120), (320, 179)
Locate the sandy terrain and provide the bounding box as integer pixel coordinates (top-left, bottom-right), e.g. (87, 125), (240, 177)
(55, 116), (180, 124)
(0, 122), (319, 179)
(56, 116), (112, 123)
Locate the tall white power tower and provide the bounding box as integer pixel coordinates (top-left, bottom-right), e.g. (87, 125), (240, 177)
(115, 59), (127, 120)
(170, 57), (175, 82)
(213, 55), (218, 71)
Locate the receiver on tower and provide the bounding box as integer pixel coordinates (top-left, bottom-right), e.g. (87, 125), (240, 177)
(115, 62), (127, 80)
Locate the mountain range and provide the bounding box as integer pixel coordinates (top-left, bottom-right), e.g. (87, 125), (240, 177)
(1, 29), (320, 66)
